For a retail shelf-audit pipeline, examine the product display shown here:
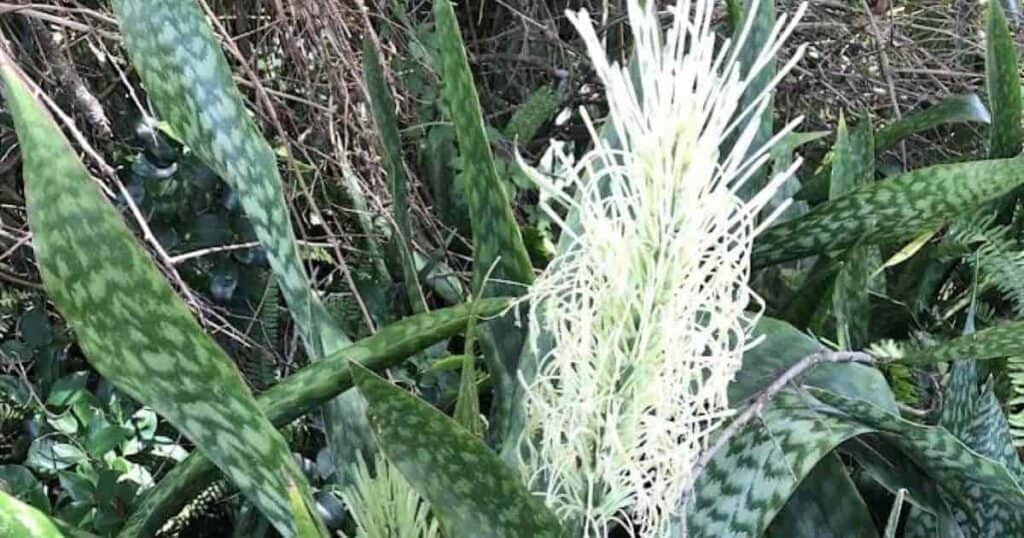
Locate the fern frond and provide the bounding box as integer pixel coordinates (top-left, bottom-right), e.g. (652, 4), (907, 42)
(339, 453), (441, 538)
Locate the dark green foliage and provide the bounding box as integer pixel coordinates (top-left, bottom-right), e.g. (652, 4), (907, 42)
(754, 157), (1024, 267)
(986, 0), (1022, 159)
(363, 38), (425, 314)
(118, 299), (509, 536)
(351, 361), (566, 537)
(0, 52), (322, 536)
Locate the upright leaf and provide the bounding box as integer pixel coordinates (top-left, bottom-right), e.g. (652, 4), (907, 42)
(753, 157), (1024, 267)
(363, 38), (426, 313)
(0, 54), (322, 537)
(111, 0), (372, 480)
(730, 0), (775, 200)
(112, 0), (345, 356)
(987, 0), (1022, 159)
(350, 362), (566, 538)
(433, 0), (534, 443)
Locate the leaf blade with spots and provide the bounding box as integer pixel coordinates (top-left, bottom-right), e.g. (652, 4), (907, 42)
(350, 361), (566, 538)
(0, 52), (323, 537)
(753, 157), (1024, 267)
(120, 299), (511, 537)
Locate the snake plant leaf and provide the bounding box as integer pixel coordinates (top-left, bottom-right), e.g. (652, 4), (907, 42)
(0, 489), (67, 538)
(812, 388), (1024, 536)
(752, 157), (1024, 268)
(764, 454), (878, 538)
(111, 0), (375, 486)
(432, 0), (532, 294)
(433, 0), (534, 445)
(875, 94), (991, 153)
(799, 95), (992, 204)
(0, 53), (323, 537)
(362, 38), (426, 313)
(899, 319), (1024, 364)
(111, 0), (345, 356)
(119, 299), (510, 537)
(987, 0), (1022, 159)
(687, 317), (895, 536)
(350, 361), (566, 538)
(830, 115), (876, 349)
(729, 0), (775, 200)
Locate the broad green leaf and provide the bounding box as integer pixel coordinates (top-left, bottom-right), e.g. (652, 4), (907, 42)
(433, 0), (533, 445)
(119, 299), (509, 537)
(0, 465), (48, 512)
(0, 489), (65, 538)
(687, 317), (895, 536)
(765, 454), (878, 538)
(753, 157), (1024, 267)
(875, 94), (991, 152)
(363, 38), (425, 313)
(0, 53), (322, 537)
(813, 388), (1024, 536)
(350, 361), (566, 537)
(830, 115), (876, 349)
(987, 0), (1022, 159)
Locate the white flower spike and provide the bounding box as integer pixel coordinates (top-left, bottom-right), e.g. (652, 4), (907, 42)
(516, 0), (807, 536)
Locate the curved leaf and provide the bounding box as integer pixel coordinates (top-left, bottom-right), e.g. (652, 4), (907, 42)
(0, 489), (65, 538)
(753, 157), (1024, 267)
(875, 94), (991, 153)
(0, 53), (322, 537)
(119, 299), (509, 537)
(350, 361), (566, 538)
(111, 0), (345, 356)
(765, 454), (878, 538)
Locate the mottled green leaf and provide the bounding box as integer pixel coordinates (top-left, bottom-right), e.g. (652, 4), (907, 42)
(814, 388), (1024, 536)
(831, 115), (876, 349)
(729, 0), (775, 200)
(432, 0), (532, 293)
(753, 157), (1024, 267)
(0, 53), (322, 537)
(111, 0), (372, 487)
(765, 454), (878, 538)
(350, 361), (566, 538)
(0, 488), (65, 538)
(433, 0), (533, 445)
(503, 86), (558, 144)
(900, 320), (1024, 364)
(363, 38), (425, 313)
(111, 0), (346, 357)
(119, 299), (509, 537)
(987, 0), (1022, 159)
(875, 94), (991, 152)
(687, 317), (894, 536)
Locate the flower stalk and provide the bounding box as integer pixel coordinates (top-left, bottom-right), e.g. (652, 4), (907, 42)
(516, 0), (806, 535)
